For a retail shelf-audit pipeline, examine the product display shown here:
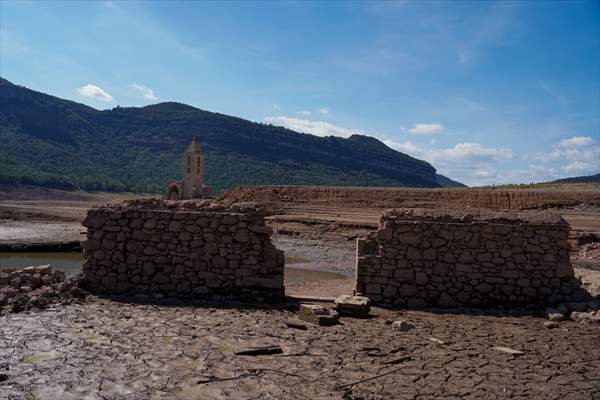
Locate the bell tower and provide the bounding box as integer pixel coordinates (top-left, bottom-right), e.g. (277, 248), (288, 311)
(182, 135), (204, 199)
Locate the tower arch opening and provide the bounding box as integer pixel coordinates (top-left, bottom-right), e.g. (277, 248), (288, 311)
(167, 183), (180, 200)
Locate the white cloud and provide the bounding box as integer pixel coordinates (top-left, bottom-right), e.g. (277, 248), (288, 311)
(77, 84), (113, 102)
(264, 116), (361, 138)
(299, 110), (312, 116)
(383, 139), (514, 186)
(561, 161), (598, 175)
(431, 142), (513, 162)
(473, 164), (497, 178)
(558, 136), (595, 148)
(129, 83), (158, 100)
(382, 139), (421, 155)
(317, 107), (330, 115)
(523, 135), (600, 181)
(407, 123), (444, 135)
(385, 139), (512, 163)
(534, 136), (599, 165)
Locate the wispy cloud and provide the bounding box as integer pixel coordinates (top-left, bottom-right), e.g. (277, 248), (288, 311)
(77, 84), (113, 102)
(407, 123), (444, 135)
(264, 116), (361, 138)
(297, 107), (329, 116)
(104, 1), (120, 11)
(457, 49), (470, 64)
(383, 139), (512, 163)
(558, 135), (594, 148)
(129, 83), (158, 100)
(383, 138), (513, 186)
(538, 81), (570, 107)
(532, 135), (599, 176)
(561, 161), (597, 175)
(534, 135), (599, 162)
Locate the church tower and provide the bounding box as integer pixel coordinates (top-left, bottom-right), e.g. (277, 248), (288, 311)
(165, 135), (211, 200)
(182, 135), (204, 199)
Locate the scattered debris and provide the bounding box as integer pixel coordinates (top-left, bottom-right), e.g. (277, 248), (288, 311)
(334, 294), (371, 317)
(392, 320), (414, 332)
(0, 265), (82, 314)
(285, 320), (307, 330)
(69, 286), (88, 299)
(299, 304), (339, 326)
(382, 355), (412, 365)
(428, 337), (445, 345)
(544, 321), (559, 329)
(234, 346), (283, 356)
(570, 310), (600, 324)
(493, 346), (524, 355)
(335, 365), (407, 390)
(546, 308), (566, 321)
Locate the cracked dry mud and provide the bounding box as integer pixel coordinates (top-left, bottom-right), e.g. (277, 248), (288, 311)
(1, 299), (599, 400)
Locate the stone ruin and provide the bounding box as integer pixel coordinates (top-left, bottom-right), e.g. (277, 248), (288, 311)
(356, 209), (586, 307)
(81, 199), (588, 309)
(81, 199), (284, 301)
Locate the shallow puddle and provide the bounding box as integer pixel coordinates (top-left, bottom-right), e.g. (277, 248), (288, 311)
(0, 251), (83, 276)
(0, 251), (345, 282)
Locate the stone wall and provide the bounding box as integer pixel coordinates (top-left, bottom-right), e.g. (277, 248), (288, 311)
(82, 199), (284, 301)
(356, 209), (583, 307)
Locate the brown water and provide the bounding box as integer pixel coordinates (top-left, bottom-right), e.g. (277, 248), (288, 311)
(0, 252), (84, 276)
(0, 252), (345, 283)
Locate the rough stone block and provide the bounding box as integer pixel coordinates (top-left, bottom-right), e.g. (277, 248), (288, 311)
(334, 295), (371, 317)
(299, 304), (339, 326)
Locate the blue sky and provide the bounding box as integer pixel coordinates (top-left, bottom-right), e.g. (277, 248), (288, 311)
(1, 0), (599, 186)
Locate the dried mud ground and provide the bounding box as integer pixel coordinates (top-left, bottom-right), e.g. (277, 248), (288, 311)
(2, 298), (600, 400)
(1, 194), (600, 399)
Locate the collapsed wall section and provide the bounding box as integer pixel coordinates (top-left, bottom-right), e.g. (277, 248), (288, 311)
(356, 209), (583, 307)
(82, 199), (284, 301)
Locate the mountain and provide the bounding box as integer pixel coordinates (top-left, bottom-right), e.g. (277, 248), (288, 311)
(551, 174), (600, 184)
(0, 78), (464, 194)
(434, 174), (466, 188)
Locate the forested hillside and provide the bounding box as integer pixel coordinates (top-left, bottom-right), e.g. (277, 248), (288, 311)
(0, 78), (464, 193)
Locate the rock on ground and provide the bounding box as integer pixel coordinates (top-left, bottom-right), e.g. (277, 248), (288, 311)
(2, 300), (599, 399)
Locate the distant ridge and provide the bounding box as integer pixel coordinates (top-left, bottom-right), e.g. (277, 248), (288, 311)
(0, 78), (465, 193)
(551, 173), (599, 184)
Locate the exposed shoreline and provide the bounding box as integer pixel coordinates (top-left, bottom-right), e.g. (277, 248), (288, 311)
(0, 241), (82, 252)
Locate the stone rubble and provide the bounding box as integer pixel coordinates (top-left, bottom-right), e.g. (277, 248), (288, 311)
(298, 303), (339, 326)
(546, 308), (566, 321)
(392, 320), (414, 332)
(570, 310), (600, 324)
(545, 301), (600, 324)
(0, 265), (83, 314)
(334, 294), (371, 317)
(544, 321), (560, 329)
